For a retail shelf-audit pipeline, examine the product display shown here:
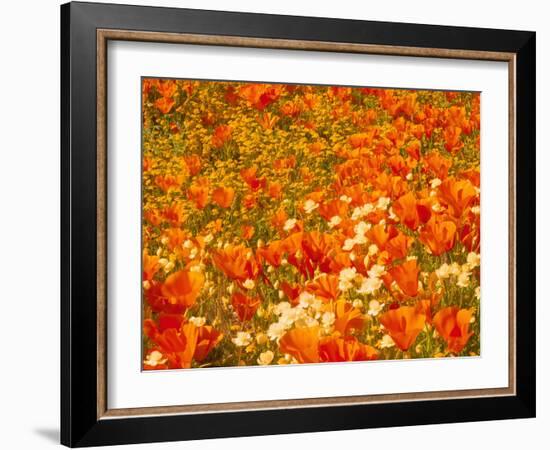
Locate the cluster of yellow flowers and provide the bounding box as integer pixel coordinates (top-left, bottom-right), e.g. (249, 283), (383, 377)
(141, 78), (481, 369)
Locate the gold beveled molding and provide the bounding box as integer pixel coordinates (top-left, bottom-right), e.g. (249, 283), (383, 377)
(96, 28), (516, 420)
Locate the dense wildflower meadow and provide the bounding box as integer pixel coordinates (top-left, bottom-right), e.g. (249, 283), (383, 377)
(141, 78), (481, 370)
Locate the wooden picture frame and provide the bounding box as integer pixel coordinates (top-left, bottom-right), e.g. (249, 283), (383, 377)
(61, 1), (535, 447)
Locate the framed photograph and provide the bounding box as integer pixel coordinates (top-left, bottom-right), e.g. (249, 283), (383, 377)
(61, 1), (536, 447)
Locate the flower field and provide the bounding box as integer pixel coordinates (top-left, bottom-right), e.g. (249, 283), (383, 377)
(141, 78), (481, 370)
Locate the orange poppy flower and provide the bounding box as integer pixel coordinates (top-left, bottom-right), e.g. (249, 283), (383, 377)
(459, 168), (480, 187)
(183, 154), (202, 176)
(351, 109), (377, 129)
(303, 120), (317, 131)
(424, 151), (452, 179)
(302, 231), (336, 265)
(330, 86), (352, 102)
(317, 199), (349, 221)
(332, 300), (366, 335)
(144, 282), (183, 314)
(405, 140), (421, 160)
(410, 123), (425, 139)
(241, 225), (255, 240)
(162, 228), (187, 252)
(438, 177), (477, 218)
(143, 156), (155, 172)
(433, 307), (474, 354)
(142, 250), (160, 281)
(305, 274), (340, 302)
(194, 326), (224, 362)
(281, 232), (303, 255)
(181, 81), (195, 96)
(257, 111), (279, 130)
(154, 174), (184, 193)
(401, 93), (418, 117)
(385, 127), (406, 149)
(160, 270), (205, 309)
(392, 191), (431, 230)
(211, 244), (259, 282)
(379, 306), (426, 351)
(374, 172), (408, 199)
(161, 203), (187, 227)
(256, 240), (285, 267)
(144, 320), (222, 369)
(367, 223), (391, 248)
(211, 186), (235, 208)
(240, 166), (266, 191)
(270, 207), (288, 231)
(388, 259), (421, 297)
(144, 320), (198, 369)
(239, 83), (281, 110)
(415, 299), (433, 325)
(387, 154), (411, 177)
(308, 141), (324, 155)
(443, 126), (464, 155)
(348, 132), (375, 149)
(231, 292), (261, 322)
(273, 156), (296, 171)
(327, 251), (353, 274)
(142, 78), (156, 96)
(280, 100), (302, 117)
(211, 124), (232, 148)
(460, 220), (480, 253)
(319, 335), (378, 362)
(188, 177), (209, 209)
(154, 96), (175, 114)
(156, 79), (177, 98)
(266, 181), (283, 199)
(417, 276), (443, 319)
(238, 83), (264, 107)
(335, 160), (355, 182)
(338, 183), (367, 206)
(242, 193), (258, 210)
(279, 326), (320, 363)
(303, 92), (319, 110)
(419, 215), (457, 256)
(386, 232), (413, 261)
